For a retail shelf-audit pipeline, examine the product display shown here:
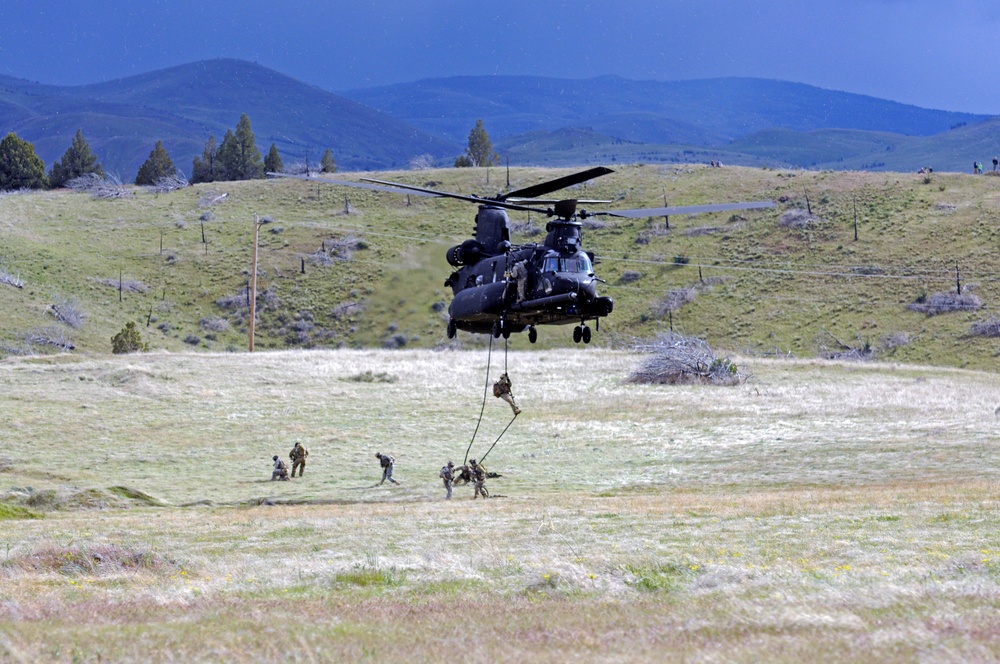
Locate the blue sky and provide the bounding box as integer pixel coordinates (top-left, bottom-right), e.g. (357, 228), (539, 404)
(2, 0), (998, 113)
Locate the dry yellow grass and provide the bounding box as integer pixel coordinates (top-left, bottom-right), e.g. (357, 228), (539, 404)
(2, 348), (1000, 662)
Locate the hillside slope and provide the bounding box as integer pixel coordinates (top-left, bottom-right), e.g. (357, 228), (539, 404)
(1, 164), (999, 370)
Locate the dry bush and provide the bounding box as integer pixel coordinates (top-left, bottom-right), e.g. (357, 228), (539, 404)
(66, 173), (133, 199)
(0, 266), (24, 289)
(332, 301), (362, 320)
(969, 317), (1000, 337)
(49, 297), (86, 329)
(199, 317), (230, 333)
(777, 209), (819, 229)
(879, 332), (911, 351)
(217, 289), (250, 310)
(655, 286), (698, 317)
(907, 290), (982, 316)
(627, 332), (746, 385)
(817, 331), (876, 361)
(95, 277), (149, 294)
(620, 271), (642, 284)
(145, 174), (189, 193)
(22, 326), (75, 351)
(409, 154), (435, 170)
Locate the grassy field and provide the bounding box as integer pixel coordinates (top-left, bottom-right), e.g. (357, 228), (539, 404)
(2, 348), (1000, 661)
(3, 164), (1000, 369)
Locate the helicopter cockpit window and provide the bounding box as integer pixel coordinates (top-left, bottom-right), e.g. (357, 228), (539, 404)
(542, 254), (594, 274)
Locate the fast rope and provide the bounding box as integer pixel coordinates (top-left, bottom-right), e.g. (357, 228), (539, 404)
(463, 334), (493, 465)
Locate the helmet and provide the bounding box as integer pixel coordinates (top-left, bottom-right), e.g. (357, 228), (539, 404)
(470, 458), (477, 465)
(375, 452), (381, 458)
(448, 461), (454, 467)
(272, 455), (278, 461)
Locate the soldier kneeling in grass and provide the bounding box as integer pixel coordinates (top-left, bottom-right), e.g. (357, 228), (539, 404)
(271, 455), (289, 481)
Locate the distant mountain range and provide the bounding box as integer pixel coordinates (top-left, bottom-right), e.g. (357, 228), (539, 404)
(0, 59), (996, 177)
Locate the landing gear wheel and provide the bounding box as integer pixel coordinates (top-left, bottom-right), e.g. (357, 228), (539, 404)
(492, 321), (502, 338)
(447, 319), (457, 339)
(528, 326), (537, 344)
(502, 326), (511, 339)
(573, 326), (583, 343)
(582, 326), (592, 344)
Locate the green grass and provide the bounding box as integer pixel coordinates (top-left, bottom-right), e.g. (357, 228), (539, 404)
(1, 349), (1000, 660)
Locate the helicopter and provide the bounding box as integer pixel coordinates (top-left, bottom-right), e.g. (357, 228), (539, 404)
(268, 167), (774, 344)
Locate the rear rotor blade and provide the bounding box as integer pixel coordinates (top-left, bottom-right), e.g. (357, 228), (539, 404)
(360, 177), (551, 215)
(593, 200), (775, 218)
(500, 166), (614, 200)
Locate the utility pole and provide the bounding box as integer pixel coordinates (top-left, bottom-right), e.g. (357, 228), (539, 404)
(249, 214), (261, 352)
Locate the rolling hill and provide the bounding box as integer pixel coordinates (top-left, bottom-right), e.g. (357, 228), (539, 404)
(0, 59), (460, 178)
(2, 164), (1000, 371)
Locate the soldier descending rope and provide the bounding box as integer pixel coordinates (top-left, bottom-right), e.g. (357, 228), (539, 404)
(492, 372), (521, 416)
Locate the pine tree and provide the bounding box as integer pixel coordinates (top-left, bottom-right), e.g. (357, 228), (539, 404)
(321, 148), (337, 173)
(191, 135), (219, 184)
(0, 132), (48, 190)
(465, 119), (499, 167)
(134, 141), (176, 185)
(216, 114), (263, 181)
(48, 129), (104, 188)
(264, 143), (284, 174)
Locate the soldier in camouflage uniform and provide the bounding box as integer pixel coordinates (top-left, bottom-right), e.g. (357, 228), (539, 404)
(469, 458), (488, 499)
(375, 452), (400, 485)
(493, 372), (521, 416)
(289, 442), (309, 478)
(271, 455), (289, 481)
(440, 460), (455, 499)
(454, 464), (473, 485)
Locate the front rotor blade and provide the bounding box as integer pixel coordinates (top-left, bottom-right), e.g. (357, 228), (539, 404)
(361, 177), (550, 214)
(500, 166), (614, 200)
(267, 172), (437, 196)
(596, 201), (775, 218)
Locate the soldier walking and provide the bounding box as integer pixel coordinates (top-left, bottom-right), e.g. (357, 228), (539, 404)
(271, 455), (289, 481)
(509, 260), (529, 302)
(493, 372), (521, 416)
(469, 458), (488, 499)
(440, 460), (455, 499)
(289, 442), (309, 478)
(375, 452), (400, 485)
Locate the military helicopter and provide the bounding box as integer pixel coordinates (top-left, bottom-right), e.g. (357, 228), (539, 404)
(269, 167), (774, 344)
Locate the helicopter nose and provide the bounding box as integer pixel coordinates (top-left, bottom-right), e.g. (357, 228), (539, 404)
(578, 278), (598, 300)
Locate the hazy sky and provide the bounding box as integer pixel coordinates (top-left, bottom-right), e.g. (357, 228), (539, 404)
(2, 0), (999, 114)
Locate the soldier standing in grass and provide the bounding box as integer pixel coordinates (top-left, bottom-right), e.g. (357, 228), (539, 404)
(493, 372), (521, 416)
(440, 460), (455, 499)
(469, 458), (487, 499)
(289, 442), (309, 478)
(375, 452), (400, 485)
(271, 455), (289, 481)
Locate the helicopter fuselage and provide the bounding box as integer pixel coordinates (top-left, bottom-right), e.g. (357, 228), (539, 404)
(444, 205), (613, 342)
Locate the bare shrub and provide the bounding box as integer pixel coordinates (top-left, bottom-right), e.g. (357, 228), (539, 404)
(879, 332), (911, 351)
(583, 219), (608, 230)
(66, 173), (133, 199)
(199, 317), (229, 333)
(217, 289), (250, 310)
(907, 291), (982, 316)
(777, 209), (819, 229)
(0, 266), (24, 289)
(23, 326), (75, 351)
(3, 543), (177, 576)
(686, 225), (725, 237)
(628, 333), (745, 385)
(409, 154), (435, 170)
(817, 331), (875, 362)
(655, 287), (698, 317)
(620, 271), (642, 284)
(49, 297), (86, 329)
(183, 335), (201, 346)
(969, 317), (1000, 338)
(145, 174), (189, 193)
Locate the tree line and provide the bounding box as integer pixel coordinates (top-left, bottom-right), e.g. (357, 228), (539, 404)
(0, 115), (502, 190)
(0, 113), (337, 191)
